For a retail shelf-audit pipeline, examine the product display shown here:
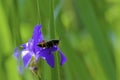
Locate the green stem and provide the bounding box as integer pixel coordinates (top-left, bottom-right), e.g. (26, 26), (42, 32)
(49, 0), (61, 80)
(50, 0), (55, 39)
(38, 75), (41, 80)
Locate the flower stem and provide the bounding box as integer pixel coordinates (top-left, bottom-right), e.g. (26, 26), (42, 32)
(49, 0), (61, 80)
(38, 74), (41, 80)
(50, 0), (55, 39)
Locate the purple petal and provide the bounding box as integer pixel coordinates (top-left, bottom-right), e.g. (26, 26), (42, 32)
(41, 46), (58, 52)
(32, 24), (44, 43)
(32, 24), (44, 53)
(35, 51), (41, 62)
(21, 44), (26, 49)
(59, 50), (67, 65)
(22, 53), (32, 68)
(28, 39), (34, 50)
(14, 47), (19, 59)
(45, 53), (54, 68)
(50, 46), (58, 52)
(40, 51), (55, 68)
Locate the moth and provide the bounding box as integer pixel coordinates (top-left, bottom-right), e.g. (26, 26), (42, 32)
(37, 40), (59, 48)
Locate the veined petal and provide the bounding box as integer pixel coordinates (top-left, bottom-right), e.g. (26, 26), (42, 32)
(22, 51), (32, 68)
(59, 50), (67, 65)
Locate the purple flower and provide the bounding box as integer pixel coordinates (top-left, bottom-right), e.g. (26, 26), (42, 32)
(14, 24), (66, 69)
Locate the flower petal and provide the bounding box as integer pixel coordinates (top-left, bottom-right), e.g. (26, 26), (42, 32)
(28, 39), (34, 50)
(21, 44), (27, 49)
(32, 24), (44, 43)
(41, 46), (58, 52)
(22, 52), (32, 68)
(40, 51), (55, 68)
(50, 46), (58, 52)
(59, 50), (67, 65)
(32, 24), (44, 53)
(45, 53), (54, 68)
(14, 47), (19, 59)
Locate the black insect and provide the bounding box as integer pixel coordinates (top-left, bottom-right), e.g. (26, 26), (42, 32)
(37, 40), (59, 48)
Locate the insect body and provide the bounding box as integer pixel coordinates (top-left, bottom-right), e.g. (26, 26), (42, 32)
(37, 40), (59, 48)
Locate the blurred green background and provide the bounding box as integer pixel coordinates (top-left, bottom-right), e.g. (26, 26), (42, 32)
(0, 0), (120, 80)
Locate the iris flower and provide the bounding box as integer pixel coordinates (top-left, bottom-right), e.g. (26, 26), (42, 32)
(14, 24), (66, 69)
